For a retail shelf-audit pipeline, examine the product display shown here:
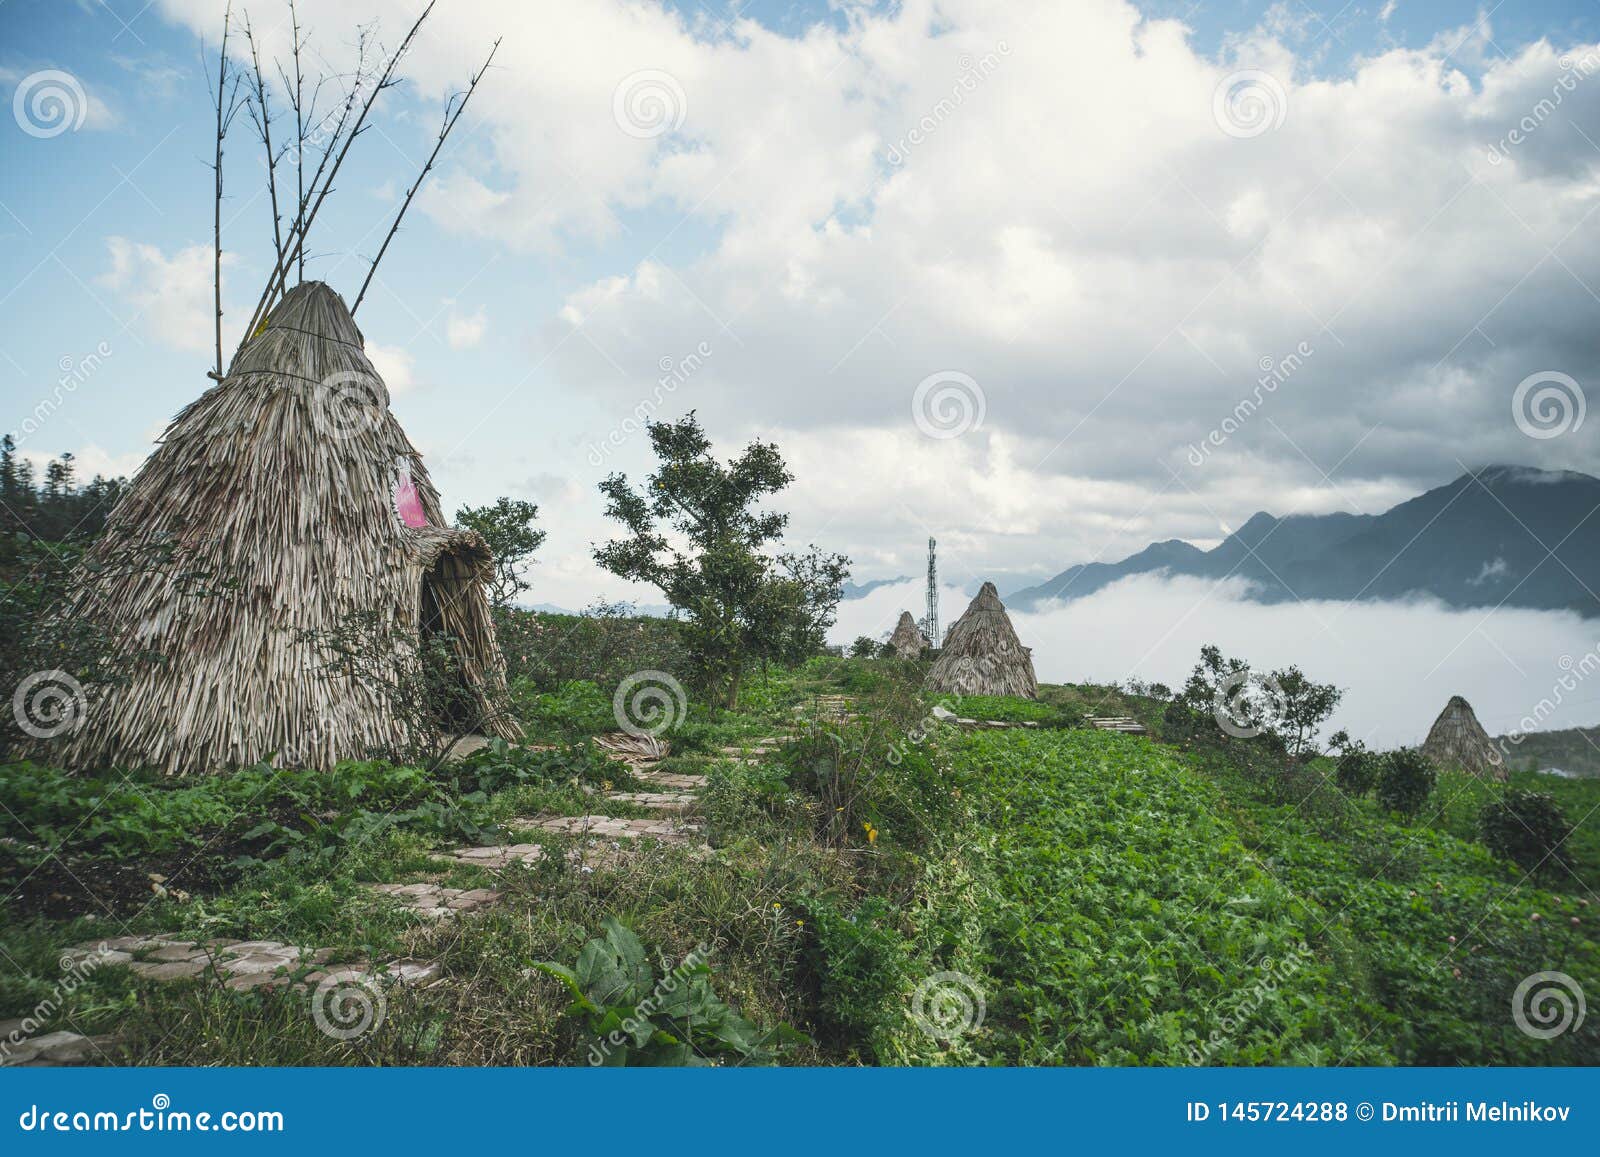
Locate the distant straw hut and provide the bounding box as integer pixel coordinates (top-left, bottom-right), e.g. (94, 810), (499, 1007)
(888, 611), (928, 659)
(925, 582), (1037, 698)
(40, 281), (517, 773)
(1421, 695), (1506, 780)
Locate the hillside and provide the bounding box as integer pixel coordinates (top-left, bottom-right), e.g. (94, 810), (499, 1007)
(1009, 466), (1600, 617)
(5, 653), (1595, 1066)
(1495, 725), (1600, 778)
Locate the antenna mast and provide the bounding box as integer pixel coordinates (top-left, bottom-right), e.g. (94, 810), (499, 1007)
(921, 537), (939, 645)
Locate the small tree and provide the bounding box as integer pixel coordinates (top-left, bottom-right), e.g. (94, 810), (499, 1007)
(1329, 730), (1379, 797)
(1179, 643), (1250, 715)
(1268, 664), (1342, 759)
(849, 636), (879, 659)
(455, 497), (545, 609)
(1376, 747), (1437, 820)
(1479, 789), (1573, 876)
(595, 413), (844, 708)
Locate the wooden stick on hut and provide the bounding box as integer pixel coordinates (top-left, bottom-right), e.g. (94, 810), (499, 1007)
(236, 1), (437, 353)
(206, 2), (247, 382)
(352, 37), (501, 315)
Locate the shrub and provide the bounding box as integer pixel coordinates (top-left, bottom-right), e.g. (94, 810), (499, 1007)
(1376, 747), (1437, 820)
(1478, 789), (1574, 876)
(1329, 731), (1379, 797)
(496, 603), (688, 695)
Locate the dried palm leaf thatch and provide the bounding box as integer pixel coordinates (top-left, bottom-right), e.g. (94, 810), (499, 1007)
(888, 610), (928, 659)
(924, 582), (1037, 699)
(1421, 695), (1506, 781)
(35, 281), (518, 774)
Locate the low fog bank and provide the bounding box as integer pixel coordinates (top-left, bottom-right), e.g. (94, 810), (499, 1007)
(831, 575), (1600, 748)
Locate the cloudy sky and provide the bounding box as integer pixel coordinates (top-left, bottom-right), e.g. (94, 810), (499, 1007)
(3, 0), (1599, 735)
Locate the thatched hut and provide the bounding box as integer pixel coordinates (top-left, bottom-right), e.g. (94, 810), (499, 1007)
(40, 281), (517, 773)
(924, 582), (1037, 698)
(888, 611), (928, 659)
(1421, 695), (1505, 780)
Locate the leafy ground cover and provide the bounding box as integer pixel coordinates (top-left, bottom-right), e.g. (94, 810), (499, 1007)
(3, 658), (1596, 1066)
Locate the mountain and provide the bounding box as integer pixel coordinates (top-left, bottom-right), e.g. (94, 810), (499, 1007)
(1008, 466), (1600, 617)
(842, 576), (912, 600)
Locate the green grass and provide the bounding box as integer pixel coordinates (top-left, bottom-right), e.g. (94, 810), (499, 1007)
(3, 654), (1597, 1067)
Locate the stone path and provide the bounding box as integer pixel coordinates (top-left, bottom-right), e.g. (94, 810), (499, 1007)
(367, 882), (501, 920)
(20, 725), (793, 1064)
(519, 814), (703, 842)
(607, 791), (698, 815)
(56, 935), (439, 992)
(1, 1023), (118, 1067)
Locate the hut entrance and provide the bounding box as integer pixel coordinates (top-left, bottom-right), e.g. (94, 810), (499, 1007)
(419, 549), (481, 732)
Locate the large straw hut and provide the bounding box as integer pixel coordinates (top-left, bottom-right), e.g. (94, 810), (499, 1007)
(924, 582), (1037, 698)
(888, 611), (929, 659)
(39, 281), (517, 773)
(1421, 695), (1506, 781)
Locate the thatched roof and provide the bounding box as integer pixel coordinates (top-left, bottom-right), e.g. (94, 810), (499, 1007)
(1421, 695), (1505, 780)
(888, 611), (928, 659)
(924, 582), (1037, 698)
(36, 281), (517, 773)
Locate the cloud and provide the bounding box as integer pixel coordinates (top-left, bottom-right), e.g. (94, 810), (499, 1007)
(97, 237), (226, 353)
(367, 342), (415, 394)
(830, 574), (1600, 745)
(144, 1), (1600, 596)
(20, 443), (148, 481)
(446, 307), (487, 350)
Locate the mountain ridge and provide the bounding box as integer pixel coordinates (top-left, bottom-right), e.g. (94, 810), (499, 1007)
(1007, 466), (1600, 617)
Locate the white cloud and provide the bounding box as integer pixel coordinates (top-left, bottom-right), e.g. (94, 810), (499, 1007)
(143, 1), (1600, 603)
(97, 237), (227, 354)
(446, 307), (488, 350)
(367, 342), (416, 394)
(830, 574), (1600, 746)
(21, 443), (148, 481)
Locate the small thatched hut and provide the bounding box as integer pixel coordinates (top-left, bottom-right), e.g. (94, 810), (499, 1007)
(1421, 695), (1505, 780)
(888, 611), (928, 659)
(924, 582), (1037, 698)
(41, 281), (517, 773)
